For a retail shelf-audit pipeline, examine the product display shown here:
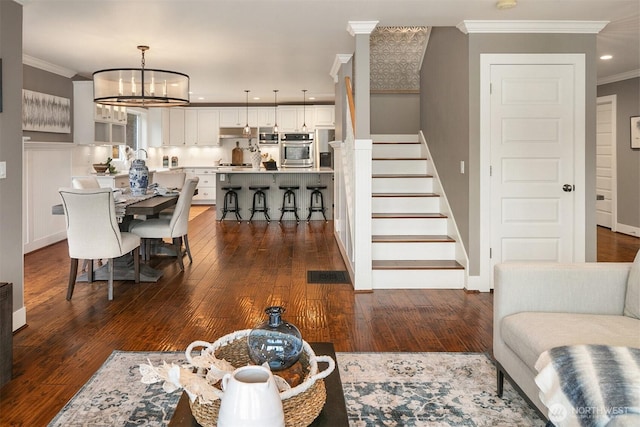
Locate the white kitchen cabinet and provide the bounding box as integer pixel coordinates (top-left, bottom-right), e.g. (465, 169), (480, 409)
(219, 107), (257, 127)
(195, 109), (220, 145)
(278, 106), (313, 132)
(183, 168), (216, 204)
(148, 108), (170, 147)
(184, 109), (198, 145)
(257, 108), (276, 127)
(73, 81), (127, 145)
(313, 106), (335, 128)
(169, 108), (186, 145)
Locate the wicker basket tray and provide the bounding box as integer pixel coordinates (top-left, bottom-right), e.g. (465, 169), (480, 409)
(184, 329), (335, 427)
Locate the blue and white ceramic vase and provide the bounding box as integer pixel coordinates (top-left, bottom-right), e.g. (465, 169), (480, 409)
(129, 159), (149, 196)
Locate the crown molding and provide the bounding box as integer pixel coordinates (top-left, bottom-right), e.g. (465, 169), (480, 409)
(330, 54), (353, 82)
(23, 54), (76, 78)
(347, 21), (379, 36)
(598, 69), (640, 86)
(457, 20), (608, 35)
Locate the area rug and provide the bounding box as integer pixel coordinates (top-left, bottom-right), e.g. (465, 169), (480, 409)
(48, 350), (542, 426)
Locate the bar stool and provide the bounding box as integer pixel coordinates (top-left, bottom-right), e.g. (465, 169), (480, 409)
(220, 185), (242, 222)
(248, 185), (270, 222)
(306, 185), (328, 222)
(279, 184), (300, 223)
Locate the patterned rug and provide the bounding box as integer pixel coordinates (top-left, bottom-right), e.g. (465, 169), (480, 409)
(48, 350), (542, 426)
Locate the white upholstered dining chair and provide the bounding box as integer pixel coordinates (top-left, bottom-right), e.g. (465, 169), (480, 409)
(128, 177), (199, 271)
(152, 171), (186, 190)
(71, 176), (101, 189)
(59, 187), (141, 301)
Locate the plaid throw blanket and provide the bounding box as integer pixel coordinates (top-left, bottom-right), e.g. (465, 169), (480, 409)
(535, 345), (640, 427)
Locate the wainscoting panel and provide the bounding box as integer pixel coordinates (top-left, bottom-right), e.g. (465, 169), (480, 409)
(24, 143), (72, 253)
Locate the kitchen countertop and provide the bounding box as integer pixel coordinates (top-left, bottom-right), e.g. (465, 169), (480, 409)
(215, 167), (333, 173)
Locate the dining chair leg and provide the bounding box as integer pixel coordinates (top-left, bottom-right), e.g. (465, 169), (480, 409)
(87, 259), (94, 283)
(183, 234), (193, 263)
(107, 258), (114, 301)
(133, 249), (140, 283)
(173, 237), (185, 271)
(67, 258), (79, 300)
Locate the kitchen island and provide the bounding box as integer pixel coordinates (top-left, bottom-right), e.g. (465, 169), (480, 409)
(215, 167), (334, 221)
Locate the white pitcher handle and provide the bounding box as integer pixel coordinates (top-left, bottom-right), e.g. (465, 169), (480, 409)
(185, 340), (215, 364)
(221, 373), (232, 391)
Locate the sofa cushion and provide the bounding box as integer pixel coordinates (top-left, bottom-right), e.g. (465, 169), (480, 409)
(623, 250), (640, 319)
(501, 312), (640, 369)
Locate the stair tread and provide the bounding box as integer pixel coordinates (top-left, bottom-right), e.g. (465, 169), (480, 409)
(373, 192), (440, 197)
(372, 213), (447, 218)
(373, 174), (433, 178)
(373, 260), (464, 270)
(372, 234), (455, 243)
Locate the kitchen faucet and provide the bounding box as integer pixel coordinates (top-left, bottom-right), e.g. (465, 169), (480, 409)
(136, 149), (148, 160)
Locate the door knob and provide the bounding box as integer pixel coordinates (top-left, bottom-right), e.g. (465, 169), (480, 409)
(563, 184), (574, 192)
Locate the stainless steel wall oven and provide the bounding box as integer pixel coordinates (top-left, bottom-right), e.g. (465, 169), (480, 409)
(280, 133), (314, 168)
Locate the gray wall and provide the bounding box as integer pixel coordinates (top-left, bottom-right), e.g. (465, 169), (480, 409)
(421, 29), (599, 274)
(23, 65), (74, 143)
(420, 27), (470, 251)
(0, 1), (24, 327)
(371, 93), (420, 134)
(597, 77), (640, 229)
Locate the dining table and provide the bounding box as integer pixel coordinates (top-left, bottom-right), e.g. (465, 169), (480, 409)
(52, 190), (187, 282)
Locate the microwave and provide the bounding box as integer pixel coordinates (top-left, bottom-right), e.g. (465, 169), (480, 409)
(258, 133), (279, 144)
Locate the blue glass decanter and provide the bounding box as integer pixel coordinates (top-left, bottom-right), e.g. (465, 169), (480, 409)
(247, 306), (303, 371)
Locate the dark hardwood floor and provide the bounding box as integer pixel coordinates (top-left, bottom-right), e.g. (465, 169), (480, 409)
(0, 208), (638, 425)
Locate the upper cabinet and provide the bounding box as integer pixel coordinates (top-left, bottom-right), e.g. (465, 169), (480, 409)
(278, 106), (314, 132)
(219, 108), (257, 127)
(149, 108), (220, 147)
(313, 106), (335, 128)
(73, 81), (127, 145)
(257, 108), (277, 127)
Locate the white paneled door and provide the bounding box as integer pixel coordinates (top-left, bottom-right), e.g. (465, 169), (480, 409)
(596, 95), (617, 229)
(490, 63), (580, 266)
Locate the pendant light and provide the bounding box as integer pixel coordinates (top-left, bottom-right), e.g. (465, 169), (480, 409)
(301, 89), (308, 132)
(273, 89), (279, 133)
(243, 90), (251, 137)
(93, 45), (189, 107)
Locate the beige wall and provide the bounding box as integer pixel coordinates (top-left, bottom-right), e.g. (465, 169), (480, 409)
(371, 93), (420, 134)
(597, 77), (640, 230)
(0, 0), (24, 328)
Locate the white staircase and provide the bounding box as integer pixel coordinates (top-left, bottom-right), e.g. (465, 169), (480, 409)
(371, 134), (465, 289)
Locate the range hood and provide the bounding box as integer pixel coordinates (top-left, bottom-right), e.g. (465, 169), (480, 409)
(219, 127), (257, 139)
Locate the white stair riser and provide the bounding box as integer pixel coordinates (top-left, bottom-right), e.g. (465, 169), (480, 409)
(372, 242), (455, 260)
(373, 144), (422, 158)
(373, 177), (433, 193)
(372, 269), (465, 289)
(372, 197), (440, 213)
(373, 160), (429, 175)
(372, 218), (448, 235)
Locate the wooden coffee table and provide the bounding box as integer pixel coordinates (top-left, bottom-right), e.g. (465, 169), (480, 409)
(169, 342), (349, 426)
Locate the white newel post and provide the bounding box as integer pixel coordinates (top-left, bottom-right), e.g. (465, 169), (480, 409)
(353, 139), (372, 291)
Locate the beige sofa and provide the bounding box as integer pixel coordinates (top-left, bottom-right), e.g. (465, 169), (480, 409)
(493, 253), (640, 418)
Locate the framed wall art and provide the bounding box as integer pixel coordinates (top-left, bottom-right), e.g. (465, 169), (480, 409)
(22, 89), (71, 133)
(631, 116), (640, 149)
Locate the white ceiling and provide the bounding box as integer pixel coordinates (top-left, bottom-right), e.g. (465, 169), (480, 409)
(20, 0), (640, 104)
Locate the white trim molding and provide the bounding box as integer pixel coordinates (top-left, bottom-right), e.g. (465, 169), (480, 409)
(330, 54), (353, 82)
(23, 54), (76, 78)
(457, 20), (608, 34)
(347, 21), (379, 36)
(598, 69), (640, 85)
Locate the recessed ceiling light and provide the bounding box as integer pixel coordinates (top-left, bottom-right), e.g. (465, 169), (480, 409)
(309, 97), (316, 100)
(600, 54), (613, 60)
(253, 97), (260, 100)
(496, 0), (517, 10)
(198, 97), (205, 100)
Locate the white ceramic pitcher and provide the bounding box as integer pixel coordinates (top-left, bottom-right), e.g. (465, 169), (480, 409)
(217, 365), (285, 427)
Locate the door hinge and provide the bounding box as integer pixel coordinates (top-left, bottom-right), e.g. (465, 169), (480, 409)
(490, 83), (492, 94)
(490, 165), (493, 177)
(490, 248), (492, 259)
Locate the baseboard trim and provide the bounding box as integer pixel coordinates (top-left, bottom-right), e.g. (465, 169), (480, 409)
(13, 306), (26, 332)
(615, 223), (640, 238)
